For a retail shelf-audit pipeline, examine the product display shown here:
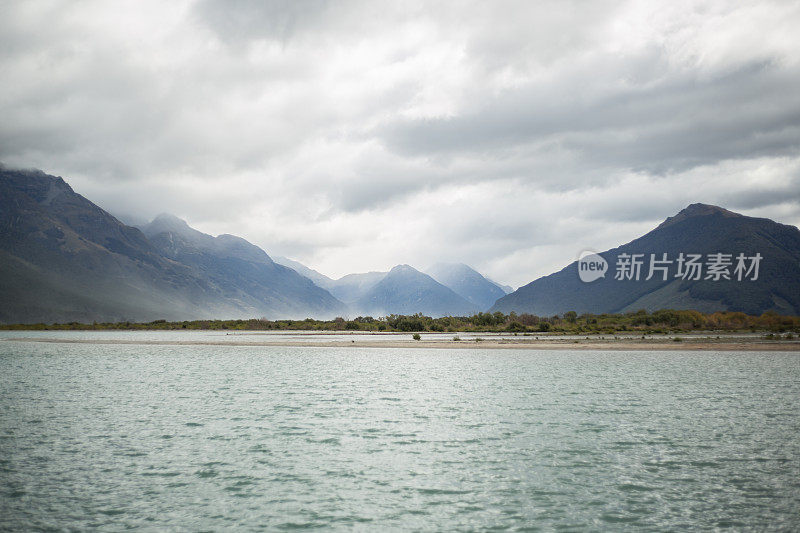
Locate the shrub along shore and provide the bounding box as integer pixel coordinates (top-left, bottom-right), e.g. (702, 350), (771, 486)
(2, 310), (798, 335)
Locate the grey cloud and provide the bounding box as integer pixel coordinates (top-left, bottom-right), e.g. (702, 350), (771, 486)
(334, 178), (419, 213)
(1, 0), (799, 288)
(192, 0), (338, 43)
(380, 59), (800, 176)
(721, 175), (800, 211)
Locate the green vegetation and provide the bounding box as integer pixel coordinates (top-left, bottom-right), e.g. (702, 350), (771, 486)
(2, 309), (799, 334)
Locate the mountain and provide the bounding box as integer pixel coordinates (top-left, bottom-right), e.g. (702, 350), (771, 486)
(142, 214), (347, 319)
(488, 279), (514, 294)
(272, 256), (334, 289)
(0, 167), (346, 323)
(327, 272), (387, 303)
(426, 263), (508, 311)
(272, 256), (387, 304)
(354, 264), (476, 317)
(0, 168), (229, 323)
(491, 204), (800, 316)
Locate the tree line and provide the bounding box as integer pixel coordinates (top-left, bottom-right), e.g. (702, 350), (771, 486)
(2, 309), (798, 333)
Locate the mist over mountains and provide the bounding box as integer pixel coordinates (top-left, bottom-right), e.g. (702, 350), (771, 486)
(426, 263), (510, 310)
(270, 257), (507, 315)
(1, 167), (798, 324)
(0, 168), (349, 323)
(354, 265), (477, 318)
(0, 168), (510, 322)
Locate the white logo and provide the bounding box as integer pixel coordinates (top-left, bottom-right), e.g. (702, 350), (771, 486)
(577, 250), (608, 283)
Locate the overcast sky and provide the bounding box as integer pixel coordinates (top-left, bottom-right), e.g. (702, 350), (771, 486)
(2, 0), (799, 287)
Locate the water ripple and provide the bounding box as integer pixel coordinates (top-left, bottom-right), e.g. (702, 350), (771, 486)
(1, 338), (799, 530)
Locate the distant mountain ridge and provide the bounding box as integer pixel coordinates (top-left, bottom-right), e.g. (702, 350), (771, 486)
(491, 204), (800, 316)
(272, 256), (334, 289)
(426, 263), (508, 310)
(355, 265), (477, 318)
(272, 259), (490, 317)
(488, 279), (514, 295)
(327, 272), (388, 304)
(271, 256), (388, 304)
(271, 259), (511, 316)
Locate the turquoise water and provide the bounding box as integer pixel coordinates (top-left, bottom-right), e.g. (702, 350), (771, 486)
(1, 336), (799, 530)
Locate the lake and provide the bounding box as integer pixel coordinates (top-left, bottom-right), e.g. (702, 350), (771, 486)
(1, 332), (799, 530)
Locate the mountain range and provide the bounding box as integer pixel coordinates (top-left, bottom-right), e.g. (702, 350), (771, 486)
(140, 213), (346, 318)
(0, 167), (509, 323)
(2, 167), (798, 323)
(271, 257), (509, 313)
(0, 168), (346, 323)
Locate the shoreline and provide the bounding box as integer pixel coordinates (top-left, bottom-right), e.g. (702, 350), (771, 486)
(6, 337), (800, 351)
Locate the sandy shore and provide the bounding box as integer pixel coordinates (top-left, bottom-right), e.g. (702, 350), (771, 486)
(6, 337), (800, 351)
